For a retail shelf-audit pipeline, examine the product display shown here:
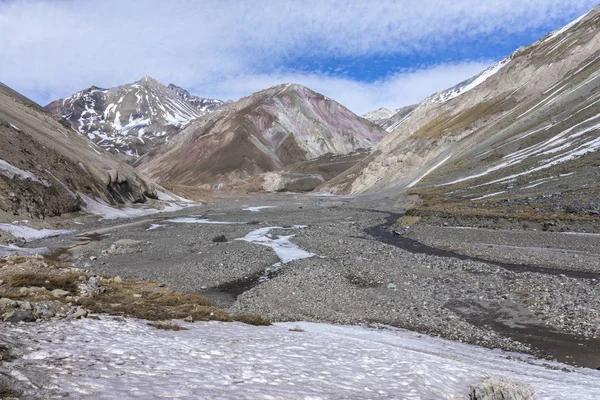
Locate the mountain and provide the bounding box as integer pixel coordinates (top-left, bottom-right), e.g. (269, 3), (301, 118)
(0, 82), (157, 219)
(137, 83), (386, 188)
(362, 107), (396, 122)
(362, 105), (418, 131)
(167, 84), (224, 114)
(46, 77), (221, 158)
(323, 7), (600, 220)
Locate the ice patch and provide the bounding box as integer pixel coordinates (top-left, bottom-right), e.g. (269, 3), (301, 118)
(0, 224), (74, 242)
(0, 244), (48, 258)
(236, 225), (315, 264)
(242, 206), (275, 212)
(2, 318), (599, 399)
(8, 122), (20, 131)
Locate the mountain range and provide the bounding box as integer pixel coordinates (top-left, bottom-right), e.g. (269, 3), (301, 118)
(0, 6), (598, 222)
(46, 77), (222, 158)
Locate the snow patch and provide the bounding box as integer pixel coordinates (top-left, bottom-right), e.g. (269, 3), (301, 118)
(242, 206), (275, 212)
(0, 224), (74, 242)
(236, 225), (315, 264)
(0, 244), (48, 258)
(2, 318), (599, 399)
(80, 194), (186, 220)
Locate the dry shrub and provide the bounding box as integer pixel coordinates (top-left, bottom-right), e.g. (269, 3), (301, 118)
(6, 271), (83, 292)
(233, 313), (271, 326)
(77, 281), (230, 322)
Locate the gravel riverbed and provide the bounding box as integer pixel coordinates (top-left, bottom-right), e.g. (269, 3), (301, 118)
(31, 193), (600, 369)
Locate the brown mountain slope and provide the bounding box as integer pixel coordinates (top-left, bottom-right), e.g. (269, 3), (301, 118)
(322, 6), (600, 222)
(137, 84), (386, 188)
(0, 82), (156, 220)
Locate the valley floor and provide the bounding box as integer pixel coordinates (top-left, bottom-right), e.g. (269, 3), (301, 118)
(1, 192), (600, 397)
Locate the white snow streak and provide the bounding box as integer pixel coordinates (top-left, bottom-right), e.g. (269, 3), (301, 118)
(242, 206), (275, 212)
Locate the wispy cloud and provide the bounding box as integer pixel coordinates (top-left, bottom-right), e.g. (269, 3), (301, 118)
(0, 0), (596, 113)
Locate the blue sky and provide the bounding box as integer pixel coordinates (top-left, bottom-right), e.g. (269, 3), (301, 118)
(0, 0), (597, 114)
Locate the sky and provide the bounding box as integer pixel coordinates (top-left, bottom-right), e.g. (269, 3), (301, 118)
(0, 0), (597, 115)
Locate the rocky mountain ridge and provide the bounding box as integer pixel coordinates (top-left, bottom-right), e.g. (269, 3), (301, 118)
(323, 6), (600, 221)
(46, 77), (222, 158)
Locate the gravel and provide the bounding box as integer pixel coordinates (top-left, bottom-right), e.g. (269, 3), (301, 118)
(29, 193), (600, 368)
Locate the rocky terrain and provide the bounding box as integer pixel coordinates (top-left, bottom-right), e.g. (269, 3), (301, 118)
(0, 82), (157, 221)
(167, 84), (225, 114)
(46, 77), (222, 158)
(10, 193), (595, 370)
(137, 83), (386, 188)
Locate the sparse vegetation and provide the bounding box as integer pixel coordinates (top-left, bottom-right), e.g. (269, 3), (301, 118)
(0, 256), (270, 326)
(6, 271), (84, 292)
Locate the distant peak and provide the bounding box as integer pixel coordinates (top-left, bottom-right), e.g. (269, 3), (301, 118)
(137, 76), (164, 87)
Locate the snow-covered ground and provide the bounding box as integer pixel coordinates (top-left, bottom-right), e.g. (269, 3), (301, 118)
(2, 318), (599, 399)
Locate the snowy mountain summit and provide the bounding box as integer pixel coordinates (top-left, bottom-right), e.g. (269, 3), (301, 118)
(46, 77), (222, 158)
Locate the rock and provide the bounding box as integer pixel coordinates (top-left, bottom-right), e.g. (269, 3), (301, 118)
(51, 289), (70, 298)
(469, 377), (534, 400)
(113, 276), (123, 283)
(69, 307), (88, 319)
(0, 298), (17, 308)
(387, 283), (397, 290)
(18, 300), (33, 310)
(183, 316), (194, 323)
(78, 276), (105, 297)
(158, 282), (165, 287)
(211, 234), (228, 243)
(4, 310), (36, 323)
(89, 256), (97, 261)
(0, 279), (4, 285)
(564, 205), (578, 214)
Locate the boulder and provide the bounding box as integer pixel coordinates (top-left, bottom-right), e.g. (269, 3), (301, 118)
(468, 377), (534, 400)
(4, 310), (36, 323)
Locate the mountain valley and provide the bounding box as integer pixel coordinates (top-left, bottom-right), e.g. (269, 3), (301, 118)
(1, 5), (600, 399)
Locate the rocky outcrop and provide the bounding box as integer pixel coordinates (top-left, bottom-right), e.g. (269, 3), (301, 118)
(46, 77), (221, 158)
(453, 377), (534, 400)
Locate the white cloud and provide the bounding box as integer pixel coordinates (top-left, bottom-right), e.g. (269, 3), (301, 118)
(0, 0), (596, 113)
(200, 61), (493, 114)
